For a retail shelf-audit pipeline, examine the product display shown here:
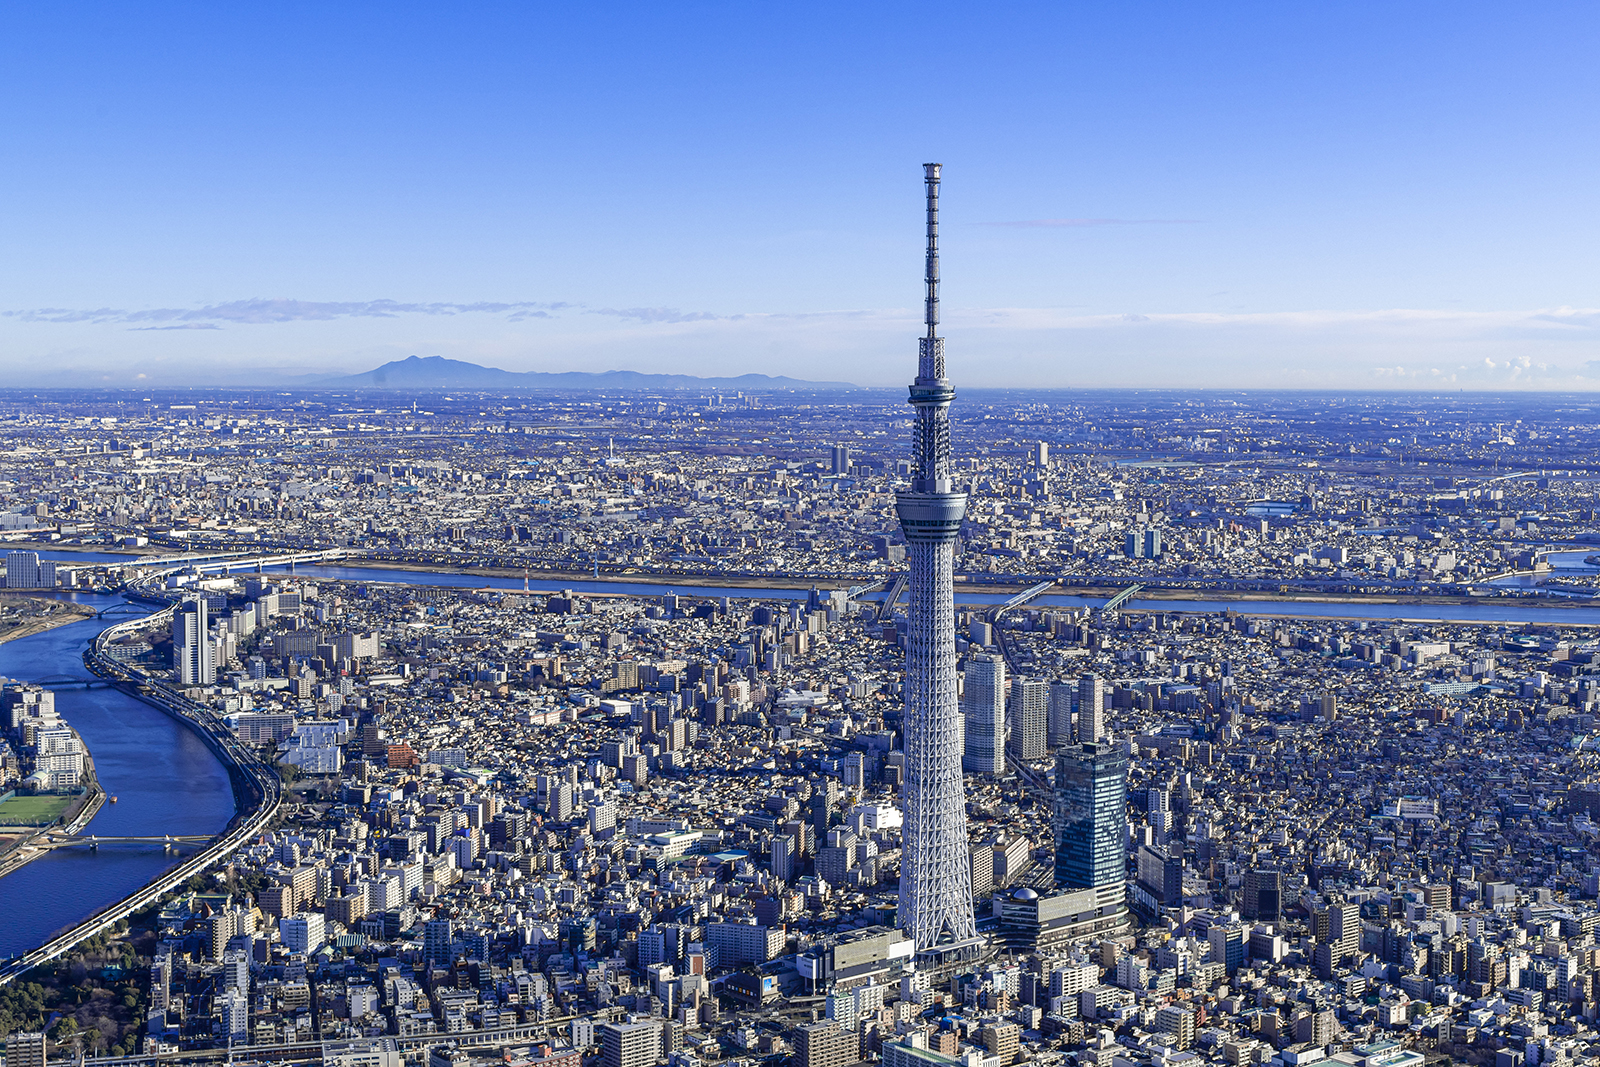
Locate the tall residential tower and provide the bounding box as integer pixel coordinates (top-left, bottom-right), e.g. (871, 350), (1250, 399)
(173, 595), (215, 687)
(961, 653), (1006, 776)
(895, 163), (977, 954)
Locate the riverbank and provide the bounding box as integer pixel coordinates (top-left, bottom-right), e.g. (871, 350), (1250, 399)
(0, 600), (105, 879)
(1038, 585), (1593, 608)
(0, 598), (104, 883)
(298, 557), (1596, 610)
(0, 727), (107, 881)
(1, 541), (167, 558)
(333, 556), (865, 590)
(26, 543), (1595, 610)
(0, 596), (95, 647)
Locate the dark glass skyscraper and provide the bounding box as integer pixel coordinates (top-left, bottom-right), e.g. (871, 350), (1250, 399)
(1053, 741), (1129, 916)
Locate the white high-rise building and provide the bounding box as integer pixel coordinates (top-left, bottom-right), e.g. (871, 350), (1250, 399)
(172, 596), (215, 686)
(1007, 677), (1048, 762)
(219, 988), (249, 1044)
(895, 164), (978, 955)
(279, 912), (325, 955)
(222, 948), (250, 993)
(962, 654), (1006, 775)
(1077, 672), (1105, 743)
(4, 551), (55, 590)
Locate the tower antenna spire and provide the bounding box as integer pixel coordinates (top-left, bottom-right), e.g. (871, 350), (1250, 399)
(924, 162), (940, 344)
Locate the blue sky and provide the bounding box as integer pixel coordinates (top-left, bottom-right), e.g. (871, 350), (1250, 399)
(4, 2), (1600, 388)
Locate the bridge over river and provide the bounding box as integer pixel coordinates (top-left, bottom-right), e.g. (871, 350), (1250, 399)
(30, 832), (212, 853)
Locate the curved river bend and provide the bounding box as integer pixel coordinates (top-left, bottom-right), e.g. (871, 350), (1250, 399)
(0, 596), (235, 960)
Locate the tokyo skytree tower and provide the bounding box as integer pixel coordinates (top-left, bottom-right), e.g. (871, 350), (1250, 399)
(895, 163), (977, 953)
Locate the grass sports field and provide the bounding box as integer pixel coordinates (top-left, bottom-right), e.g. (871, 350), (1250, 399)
(0, 794), (75, 827)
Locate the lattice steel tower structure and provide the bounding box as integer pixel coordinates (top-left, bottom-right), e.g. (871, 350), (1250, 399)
(895, 163), (977, 952)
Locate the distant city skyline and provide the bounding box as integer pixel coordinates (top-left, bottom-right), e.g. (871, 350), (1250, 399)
(4, 3), (1600, 389)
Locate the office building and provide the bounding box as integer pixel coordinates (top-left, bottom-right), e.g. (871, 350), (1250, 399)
(1209, 923), (1248, 975)
(423, 917), (453, 966)
(961, 654), (1006, 775)
(706, 921), (784, 965)
(5, 1032), (45, 1067)
(811, 779), (837, 840)
(1313, 901), (1361, 977)
(1243, 868), (1282, 922)
(793, 1021), (855, 1067)
(1007, 676), (1048, 762)
(279, 912), (325, 956)
(970, 844), (994, 898)
(831, 445), (851, 475)
(1053, 741), (1129, 918)
(222, 948), (249, 992)
(772, 834), (795, 882)
(1132, 843), (1184, 919)
(598, 1021), (662, 1067)
(1155, 1005), (1195, 1050)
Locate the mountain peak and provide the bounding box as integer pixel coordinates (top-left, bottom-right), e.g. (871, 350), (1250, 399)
(317, 357), (855, 391)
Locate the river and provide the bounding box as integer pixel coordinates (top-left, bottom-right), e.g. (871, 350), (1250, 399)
(37, 549), (1600, 624)
(262, 563), (1600, 624)
(0, 595), (235, 960)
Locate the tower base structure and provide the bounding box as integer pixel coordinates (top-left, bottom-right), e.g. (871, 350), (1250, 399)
(913, 935), (987, 968)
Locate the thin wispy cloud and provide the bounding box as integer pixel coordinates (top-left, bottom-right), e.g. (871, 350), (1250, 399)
(980, 218), (1198, 228)
(4, 298), (572, 328)
(587, 307), (722, 324)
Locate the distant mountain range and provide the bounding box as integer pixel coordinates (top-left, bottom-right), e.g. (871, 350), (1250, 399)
(314, 355), (856, 391)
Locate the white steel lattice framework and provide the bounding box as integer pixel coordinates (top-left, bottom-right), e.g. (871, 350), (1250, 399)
(895, 163), (976, 951)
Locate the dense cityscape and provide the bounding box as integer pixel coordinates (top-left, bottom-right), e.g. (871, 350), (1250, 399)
(0, 369), (1599, 1067)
